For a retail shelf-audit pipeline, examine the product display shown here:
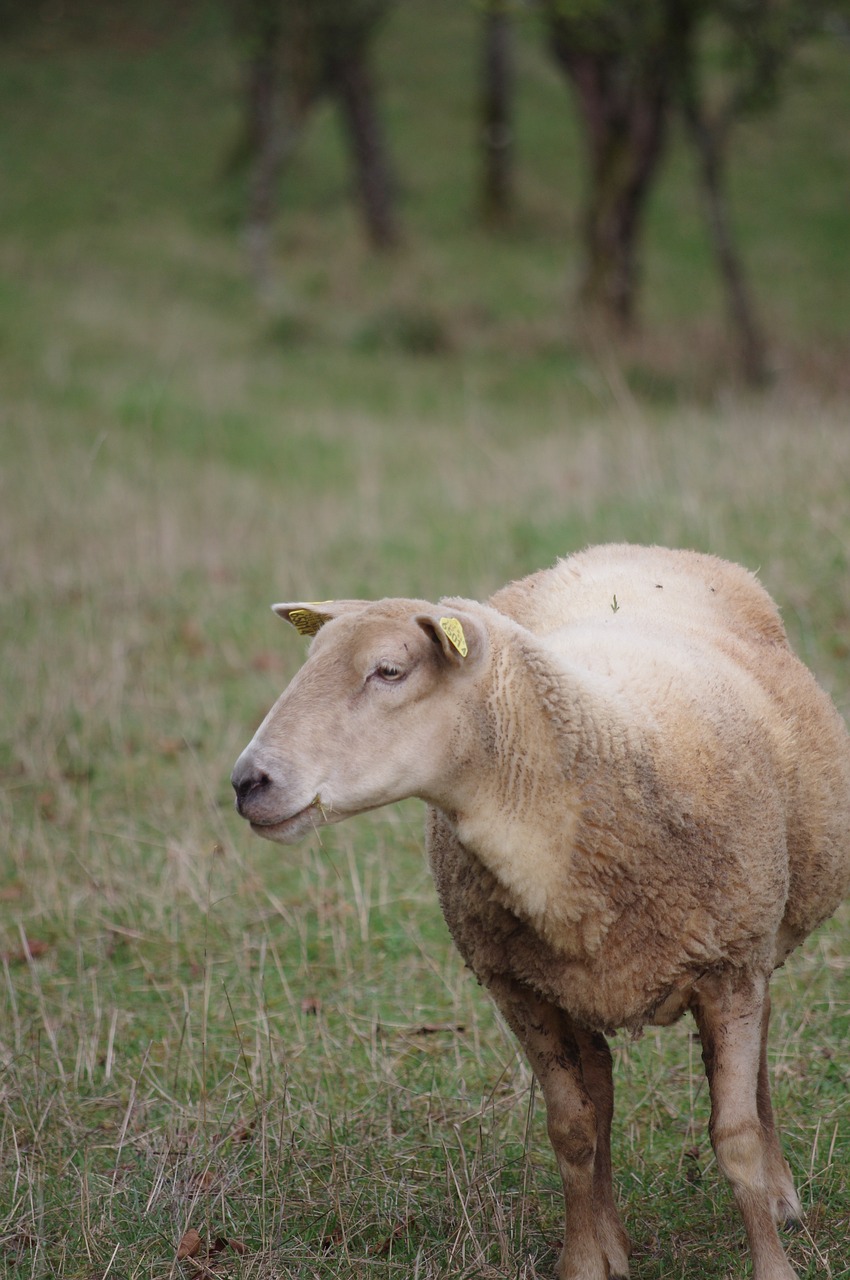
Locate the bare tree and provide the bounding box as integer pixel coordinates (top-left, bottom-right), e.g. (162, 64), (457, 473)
(541, 0), (846, 380)
(230, 0), (398, 291)
(321, 2), (399, 250)
(678, 47), (769, 385)
(669, 0), (847, 385)
(543, 2), (675, 333)
(479, 0), (515, 225)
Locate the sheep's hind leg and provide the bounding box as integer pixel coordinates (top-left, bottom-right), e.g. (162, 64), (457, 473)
(757, 993), (803, 1230)
(692, 971), (798, 1280)
(488, 978), (628, 1280)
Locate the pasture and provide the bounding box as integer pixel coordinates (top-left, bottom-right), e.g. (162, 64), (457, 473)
(1, 3), (849, 1277)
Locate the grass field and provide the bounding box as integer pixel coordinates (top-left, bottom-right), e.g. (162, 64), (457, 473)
(2, 3), (849, 1277)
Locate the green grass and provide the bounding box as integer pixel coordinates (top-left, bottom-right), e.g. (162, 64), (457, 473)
(2, 2), (850, 1277)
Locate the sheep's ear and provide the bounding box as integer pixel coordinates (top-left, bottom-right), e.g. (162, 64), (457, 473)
(272, 600), (368, 638)
(415, 610), (483, 664)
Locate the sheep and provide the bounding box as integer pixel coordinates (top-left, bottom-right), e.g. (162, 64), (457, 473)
(231, 543), (850, 1280)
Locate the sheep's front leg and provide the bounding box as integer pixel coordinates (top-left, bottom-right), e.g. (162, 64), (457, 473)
(488, 978), (628, 1280)
(692, 971), (799, 1280)
(573, 1025), (631, 1277)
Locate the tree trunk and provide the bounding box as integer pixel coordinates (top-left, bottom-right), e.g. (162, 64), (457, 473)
(547, 21), (671, 333)
(244, 36), (284, 293)
(682, 101), (769, 386)
(479, 3), (514, 226)
(233, 0), (315, 295)
(330, 45), (399, 250)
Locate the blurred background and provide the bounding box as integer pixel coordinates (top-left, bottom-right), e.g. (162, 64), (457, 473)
(1, 1), (849, 1276)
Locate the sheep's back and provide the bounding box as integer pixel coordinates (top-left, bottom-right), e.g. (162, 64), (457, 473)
(489, 543), (788, 649)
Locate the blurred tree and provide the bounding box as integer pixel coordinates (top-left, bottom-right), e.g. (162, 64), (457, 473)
(230, 0), (398, 291)
(479, 0), (515, 225)
(669, 0), (849, 384)
(541, 0), (848, 380)
(232, 0), (293, 291)
(672, 0), (768, 383)
(542, 1), (674, 334)
(0, 0), (49, 38)
(320, 0), (398, 250)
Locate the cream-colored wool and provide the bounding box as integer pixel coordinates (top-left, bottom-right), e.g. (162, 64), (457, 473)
(232, 545), (850, 1280)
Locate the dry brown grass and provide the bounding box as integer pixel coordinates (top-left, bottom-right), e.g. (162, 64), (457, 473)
(3, 390), (850, 1277)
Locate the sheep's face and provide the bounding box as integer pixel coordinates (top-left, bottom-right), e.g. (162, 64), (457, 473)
(231, 600), (487, 844)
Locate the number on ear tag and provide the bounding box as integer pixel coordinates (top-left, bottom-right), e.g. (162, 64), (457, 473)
(289, 606), (331, 637)
(439, 616), (468, 657)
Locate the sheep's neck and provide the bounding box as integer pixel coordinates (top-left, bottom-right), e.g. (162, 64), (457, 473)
(451, 638), (624, 948)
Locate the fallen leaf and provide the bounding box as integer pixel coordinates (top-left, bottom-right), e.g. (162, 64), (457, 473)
(369, 1217), (412, 1256)
(231, 1119), (256, 1143)
(322, 1227), (344, 1251)
(1, 938), (51, 966)
(36, 789), (57, 820)
(177, 1228), (203, 1260)
(180, 621), (206, 656)
(410, 1022), (466, 1036)
(3, 1226), (39, 1254)
(209, 1235), (247, 1256)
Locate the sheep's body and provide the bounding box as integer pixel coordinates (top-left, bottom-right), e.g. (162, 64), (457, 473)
(429, 545), (850, 1036)
(232, 544), (850, 1280)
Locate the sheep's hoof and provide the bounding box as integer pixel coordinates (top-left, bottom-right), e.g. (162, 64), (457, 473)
(774, 1192), (803, 1232)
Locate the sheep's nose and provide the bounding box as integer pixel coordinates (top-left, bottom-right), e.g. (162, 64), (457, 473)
(231, 757), (271, 814)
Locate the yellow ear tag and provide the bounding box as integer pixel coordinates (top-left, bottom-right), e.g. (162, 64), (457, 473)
(289, 605), (332, 637)
(439, 616), (468, 658)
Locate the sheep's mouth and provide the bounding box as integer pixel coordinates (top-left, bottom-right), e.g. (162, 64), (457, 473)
(248, 796), (323, 842)
(249, 796), (384, 845)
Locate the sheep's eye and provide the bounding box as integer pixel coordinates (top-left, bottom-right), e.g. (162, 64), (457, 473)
(375, 661), (404, 682)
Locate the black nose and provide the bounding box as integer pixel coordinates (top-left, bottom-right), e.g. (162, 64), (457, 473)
(231, 760), (271, 813)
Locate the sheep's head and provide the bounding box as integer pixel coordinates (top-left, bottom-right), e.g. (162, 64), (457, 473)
(231, 598), (488, 844)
